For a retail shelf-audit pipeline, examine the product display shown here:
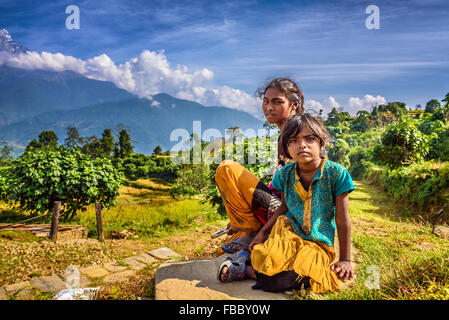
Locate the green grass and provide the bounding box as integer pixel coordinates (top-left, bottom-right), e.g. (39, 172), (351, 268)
(74, 198), (222, 239)
(324, 181), (449, 300)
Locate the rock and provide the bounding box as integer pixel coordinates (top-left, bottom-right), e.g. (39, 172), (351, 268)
(3, 281), (34, 299)
(433, 225), (449, 239)
(103, 270), (137, 284)
(130, 253), (158, 265)
(0, 287), (7, 300)
(149, 247), (182, 261)
(80, 265), (110, 278)
(154, 254), (290, 300)
(123, 256), (147, 271)
(30, 275), (67, 292)
(102, 262), (129, 273)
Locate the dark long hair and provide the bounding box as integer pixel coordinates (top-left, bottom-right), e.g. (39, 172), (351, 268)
(255, 77), (305, 114)
(279, 113), (331, 159)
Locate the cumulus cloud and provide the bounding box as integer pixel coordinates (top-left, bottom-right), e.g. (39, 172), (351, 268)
(0, 48), (261, 117)
(0, 48), (387, 119)
(305, 95), (387, 117)
(3, 50), (86, 73)
(328, 96), (342, 111)
(304, 99), (324, 114)
(348, 95), (387, 113)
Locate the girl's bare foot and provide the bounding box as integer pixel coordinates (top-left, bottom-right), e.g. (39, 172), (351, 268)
(220, 265), (256, 281)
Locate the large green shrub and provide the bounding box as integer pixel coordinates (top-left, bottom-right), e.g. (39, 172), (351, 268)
(2, 146), (122, 220)
(382, 161), (449, 214)
(373, 119), (429, 168)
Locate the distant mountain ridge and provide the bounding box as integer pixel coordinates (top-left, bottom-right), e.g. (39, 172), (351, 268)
(0, 65), (136, 125)
(0, 93), (264, 154)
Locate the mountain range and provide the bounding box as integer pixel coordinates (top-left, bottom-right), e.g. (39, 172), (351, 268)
(0, 29), (264, 155)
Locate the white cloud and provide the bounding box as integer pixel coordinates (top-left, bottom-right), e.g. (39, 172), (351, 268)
(304, 99), (324, 113)
(348, 95), (387, 113)
(3, 51), (86, 73)
(151, 100), (161, 108)
(0, 48), (261, 117)
(328, 96), (342, 111)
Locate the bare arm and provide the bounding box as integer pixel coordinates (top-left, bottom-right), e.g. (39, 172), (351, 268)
(249, 192), (287, 251)
(330, 191), (354, 280)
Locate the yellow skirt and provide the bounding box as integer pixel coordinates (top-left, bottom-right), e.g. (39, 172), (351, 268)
(251, 215), (341, 293)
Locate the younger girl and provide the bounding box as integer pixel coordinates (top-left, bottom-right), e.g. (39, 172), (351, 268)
(219, 113), (355, 293)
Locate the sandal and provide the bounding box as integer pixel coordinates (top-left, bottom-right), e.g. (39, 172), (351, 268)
(218, 249), (250, 282)
(221, 240), (249, 254)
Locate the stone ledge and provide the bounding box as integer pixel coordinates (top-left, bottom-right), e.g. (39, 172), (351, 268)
(154, 254), (290, 300)
(30, 275), (67, 292)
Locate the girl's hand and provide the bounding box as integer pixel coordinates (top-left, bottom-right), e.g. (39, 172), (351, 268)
(226, 223), (236, 235)
(249, 232), (266, 251)
(330, 260), (354, 281)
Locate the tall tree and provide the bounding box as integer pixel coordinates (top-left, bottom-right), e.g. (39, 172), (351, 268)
(425, 99), (441, 114)
(153, 145), (162, 155)
(117, 129), (133, 158)
(101, 129), (115, 158)
(38, 130), (59, 148)
(64, 126), (82, 149)
(0, 145), (13, 165)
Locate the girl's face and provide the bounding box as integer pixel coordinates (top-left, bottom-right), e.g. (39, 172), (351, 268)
(262, 87), (297, 126)
(286, 127), (322, 166)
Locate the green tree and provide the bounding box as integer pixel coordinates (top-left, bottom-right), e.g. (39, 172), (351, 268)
(64, 126), (82, 149)
(2, 146), (122, 220)
(425, 99), (441, 114)
(38, 130), (59, 148)
(0, 145), (13, 166)
(350, 110), (372, 132)
(153, 145), (163, 156)
(442, 92), (449, 108)
(373, 119), (428, 168)
(100, 129), (115, 158)
(24, 139), (41, 153)
(327, 138), (350, 168)
(80, 135), (103, 158)
(117, 129), (133, 159)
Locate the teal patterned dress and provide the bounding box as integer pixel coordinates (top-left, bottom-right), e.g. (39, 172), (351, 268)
(271, 158), (355, 248)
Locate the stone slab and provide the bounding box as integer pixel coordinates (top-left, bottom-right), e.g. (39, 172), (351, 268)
(0, 287), (8, 300)
(103, 270), (137, 284)
(123, 256), (147, 271)
(154, 254), (290, 300)
(149, 247), (182, 261)
(4, 281), (31, 294)
(103, 262), (129, 273)
(433, 225), (449, 239)
(80, 265), (110, 278)
(30, 275), (67, 292)
(131, 253), (158, 265)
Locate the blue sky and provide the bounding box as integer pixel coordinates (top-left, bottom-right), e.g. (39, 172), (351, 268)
(1, 0), (448, 116)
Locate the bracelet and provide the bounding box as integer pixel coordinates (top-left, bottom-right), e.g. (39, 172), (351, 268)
(339, 259), (352, 262)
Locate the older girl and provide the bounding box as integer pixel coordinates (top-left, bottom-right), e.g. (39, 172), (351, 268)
(215, 78), (304, 253)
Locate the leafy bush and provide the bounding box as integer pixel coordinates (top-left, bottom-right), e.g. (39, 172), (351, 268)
(2, 146), (122, 220)
(169, 164), (210, 198)
(328, 138), (351, 168)
(382, 161), (449, 213)
(373, 119), (428, 168)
